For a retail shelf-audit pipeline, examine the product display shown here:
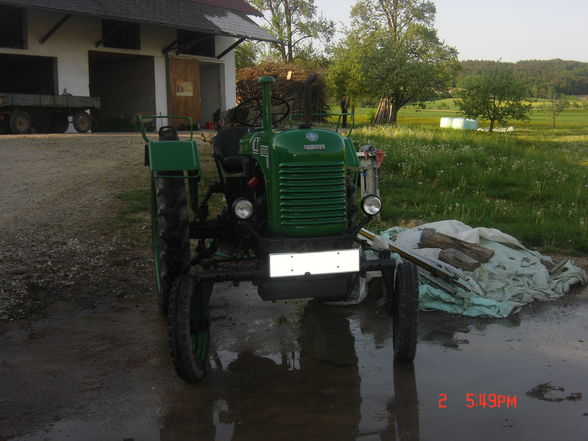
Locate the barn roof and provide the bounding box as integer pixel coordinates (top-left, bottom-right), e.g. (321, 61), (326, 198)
(0, 0), (277, 42)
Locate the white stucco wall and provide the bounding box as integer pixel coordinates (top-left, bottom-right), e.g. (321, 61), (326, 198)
(215, 35), (237, 109)
(0, 9), (239, 119)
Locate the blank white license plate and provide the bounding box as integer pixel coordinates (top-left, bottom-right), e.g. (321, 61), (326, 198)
(269, 249), (360, 278)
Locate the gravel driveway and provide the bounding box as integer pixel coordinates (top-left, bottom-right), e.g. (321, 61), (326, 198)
(0, 133), (153, 320)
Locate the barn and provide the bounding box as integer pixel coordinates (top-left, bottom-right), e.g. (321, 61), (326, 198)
(0, 0), (274, 132)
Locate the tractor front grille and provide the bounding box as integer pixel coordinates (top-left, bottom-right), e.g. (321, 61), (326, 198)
(278, 161), (347, 227)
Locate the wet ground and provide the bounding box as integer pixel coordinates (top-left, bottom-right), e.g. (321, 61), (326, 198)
(2, 281), (587, 441)
(1, 134), (587, 440)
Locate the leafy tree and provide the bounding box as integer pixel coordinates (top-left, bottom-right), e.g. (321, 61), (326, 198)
(328, 0), (458, 125)
(456, 65), (531, 132)
(457, 59), (588, 97)
(250, 0), (335, 63)
(361, 27), (458, 124)
(326, 37), (365, 109)
(543, 90), (569, 128)
(235, 41), (258, 69)
(350, 0), (436, 36)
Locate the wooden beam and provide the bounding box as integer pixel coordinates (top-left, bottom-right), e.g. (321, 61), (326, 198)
(175, 35), (213, 55)
(419, 228), (495, 263)
(439, 248), (481, 272)
(216, 38), (245, 59)
(39, 14), (71, 44)
(162, 38), (178, 54)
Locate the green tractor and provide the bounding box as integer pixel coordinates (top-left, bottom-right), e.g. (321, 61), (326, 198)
(140, 76), (419, 382)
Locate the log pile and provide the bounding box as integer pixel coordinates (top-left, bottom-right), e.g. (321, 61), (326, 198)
(237, 62), (328, 117)
(419, 228), (495, 272)
(372, 98), (393, 124)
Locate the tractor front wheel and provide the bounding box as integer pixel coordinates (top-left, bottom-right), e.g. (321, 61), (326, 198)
(151, 174), (190, 314)
(168, 274), (213, 382)
(383, 261), (419, 362)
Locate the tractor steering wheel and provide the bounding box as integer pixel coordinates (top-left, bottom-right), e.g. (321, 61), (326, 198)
(234, 95), (290, 127)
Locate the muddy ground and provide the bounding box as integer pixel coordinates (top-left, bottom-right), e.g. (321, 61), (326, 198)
(1, 134), (587, 441)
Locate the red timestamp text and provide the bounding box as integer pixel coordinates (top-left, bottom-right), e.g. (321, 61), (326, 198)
(438, 393), (517, 408)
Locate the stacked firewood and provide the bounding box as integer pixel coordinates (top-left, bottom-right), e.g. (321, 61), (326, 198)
(419, 228), (495, 271)
(237, 62), (328, 116)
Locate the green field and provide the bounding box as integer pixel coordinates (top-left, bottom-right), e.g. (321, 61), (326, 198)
(351, 121), (588, 254)
(346, 98), (588, 128)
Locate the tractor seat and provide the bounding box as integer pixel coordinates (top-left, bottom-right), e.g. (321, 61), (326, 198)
(213, 127), (251, 173)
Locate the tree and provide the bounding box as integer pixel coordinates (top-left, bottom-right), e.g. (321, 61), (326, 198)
(326, 37), (365, 110)
(328, 0), (458, 125)
(456, 65), (531, 132)
(250, 0), (335, 63)
(361, 27), (458, 125)
(543, 90), (569, 128)
(350, 0), (436, 37)
(235, 41), (258, 69)
(457, 59), (588, 97)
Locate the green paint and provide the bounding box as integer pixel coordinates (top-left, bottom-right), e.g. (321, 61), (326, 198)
(150, 175), (162, 294)
(148, 140), (201, 172)
(258, 76), (275, 135)
(242, 128), (360, 237)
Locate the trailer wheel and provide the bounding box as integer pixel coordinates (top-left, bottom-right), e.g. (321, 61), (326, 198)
(50, 113), (70, 133)
(9, 110), (32, 134)
(73, 110), (92, 133)
(383, 261), (419, 363)
(150, 174), (190, 314)
(168, 274), (212, 382)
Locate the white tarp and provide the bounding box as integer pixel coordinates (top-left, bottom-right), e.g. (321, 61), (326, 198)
(380, 220), (587, 317)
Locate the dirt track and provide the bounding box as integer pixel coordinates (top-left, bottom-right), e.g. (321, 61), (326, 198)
(1, 134), (588, 441)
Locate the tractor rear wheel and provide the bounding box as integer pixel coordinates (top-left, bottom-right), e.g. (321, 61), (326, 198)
(383, 261), (419, 362)
(151, 174), (190, 314)
(168, 274), (213, 382)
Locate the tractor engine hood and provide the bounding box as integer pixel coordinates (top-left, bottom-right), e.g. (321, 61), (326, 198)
(265, 129), (351, 237)
(271, 129), (347, 161)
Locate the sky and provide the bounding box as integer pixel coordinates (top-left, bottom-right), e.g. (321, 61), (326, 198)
(314, 0), (588, 62)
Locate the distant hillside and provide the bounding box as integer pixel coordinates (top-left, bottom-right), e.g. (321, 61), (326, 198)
(456, 59), (588, 97)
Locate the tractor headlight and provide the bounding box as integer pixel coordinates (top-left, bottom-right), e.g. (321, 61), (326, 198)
(232, 198), (254, 220)
(361, 195), (382, 216)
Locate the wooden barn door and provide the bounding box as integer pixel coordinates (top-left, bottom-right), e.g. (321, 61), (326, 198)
(167, 56), (201, 126)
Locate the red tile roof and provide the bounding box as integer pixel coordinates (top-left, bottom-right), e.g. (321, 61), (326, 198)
(191, 0), (262, 16)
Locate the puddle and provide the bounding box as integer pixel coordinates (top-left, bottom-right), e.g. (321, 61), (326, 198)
(3, 284), (588, 441)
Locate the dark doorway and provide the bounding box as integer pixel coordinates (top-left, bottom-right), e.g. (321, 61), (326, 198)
(200, 63), (221, 125)
(0, 53), (57, 94)
(88, 51), (155, 131)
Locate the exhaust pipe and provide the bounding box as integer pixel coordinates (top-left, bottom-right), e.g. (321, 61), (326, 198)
(302, 74), (317, 127)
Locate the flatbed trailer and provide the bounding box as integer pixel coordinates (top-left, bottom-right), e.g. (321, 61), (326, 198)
(0, 93), (100, 134)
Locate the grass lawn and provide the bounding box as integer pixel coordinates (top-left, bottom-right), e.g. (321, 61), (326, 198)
(352, 122), (588, 254)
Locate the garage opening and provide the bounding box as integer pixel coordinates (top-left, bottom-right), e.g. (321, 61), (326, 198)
(88, 51), (155, 132)
(200, 62), (221, 127)
(0, 53), (57, 94)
